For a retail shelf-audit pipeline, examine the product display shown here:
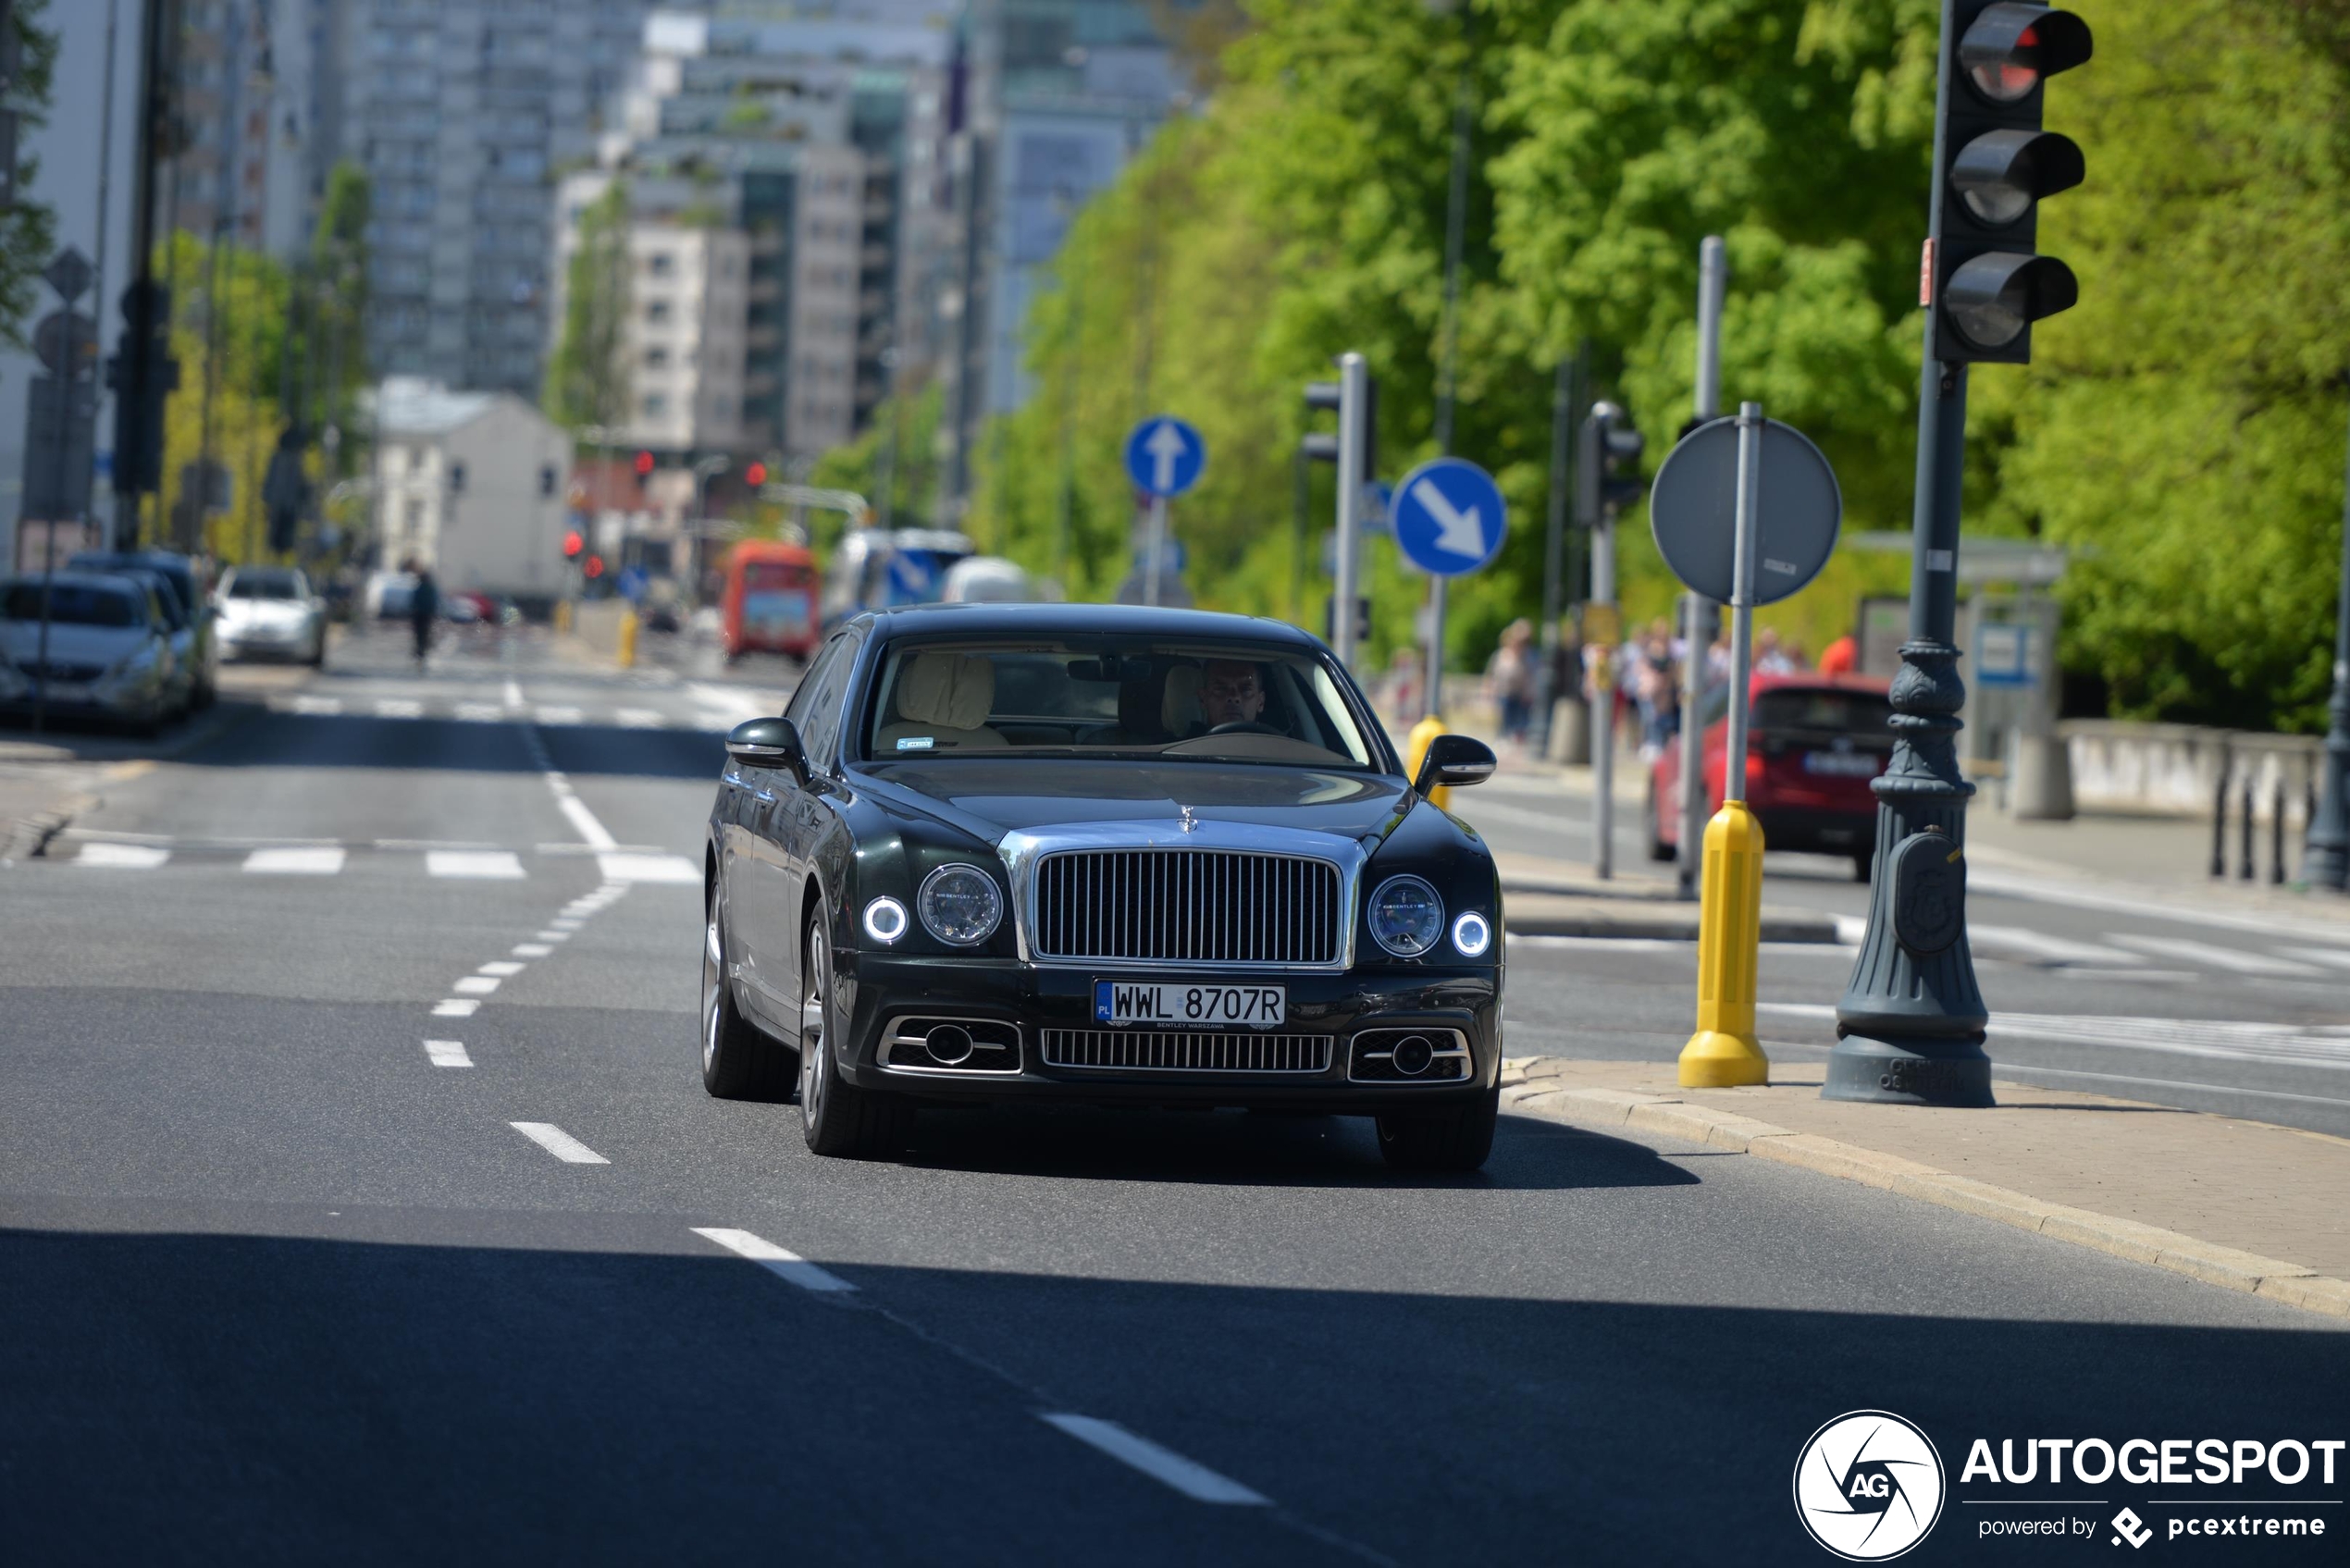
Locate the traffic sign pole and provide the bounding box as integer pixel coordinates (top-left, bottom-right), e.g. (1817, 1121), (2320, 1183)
(1678, 401), (1772, 1089)
(1144, 493), (1169, 608)
(1333, 354), (1367, 673)
(1591, 513), (1615, 881)
(1679, 236), (1728, 902)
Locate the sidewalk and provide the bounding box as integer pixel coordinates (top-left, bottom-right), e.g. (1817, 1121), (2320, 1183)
(1501, 1056), (2350, 1322)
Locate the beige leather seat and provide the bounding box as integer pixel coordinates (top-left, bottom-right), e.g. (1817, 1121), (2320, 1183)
(1161, 663), (1202, 734)
(875, 650), (1007, 752)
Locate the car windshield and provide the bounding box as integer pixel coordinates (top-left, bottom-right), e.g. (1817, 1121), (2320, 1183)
(860, 639), (1377, 769)
(228, 571), (303, 599)
(1, 582), (142, 627)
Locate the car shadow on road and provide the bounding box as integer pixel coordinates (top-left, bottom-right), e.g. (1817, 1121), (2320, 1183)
(892, 1102), (1701, 1192)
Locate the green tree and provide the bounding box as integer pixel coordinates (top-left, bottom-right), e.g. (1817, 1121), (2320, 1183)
(543, 181), (633, 431)
(0, 0), (60, 358)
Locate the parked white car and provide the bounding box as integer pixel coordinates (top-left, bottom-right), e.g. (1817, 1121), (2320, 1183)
(0, 573), (178, 734)
(216, 566), (328, 665)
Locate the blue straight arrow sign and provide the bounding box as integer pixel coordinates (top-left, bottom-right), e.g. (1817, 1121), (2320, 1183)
(1124, 416), (1206, 499)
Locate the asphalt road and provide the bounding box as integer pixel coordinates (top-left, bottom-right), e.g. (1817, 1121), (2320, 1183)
(3, 625), (2344, 1564)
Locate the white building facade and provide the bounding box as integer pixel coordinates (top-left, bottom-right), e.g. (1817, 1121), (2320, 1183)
(371, 378), (570, 599)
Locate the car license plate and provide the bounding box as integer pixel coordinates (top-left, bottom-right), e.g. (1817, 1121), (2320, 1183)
(1094, 981), (1285, 1028)
(1802, 750), (1880, 777)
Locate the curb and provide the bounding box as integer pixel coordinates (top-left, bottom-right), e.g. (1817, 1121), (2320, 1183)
(1502, 892), (1840, 944)
(1498, 1071), (2350, 1323)
(1, 788), (100, 860)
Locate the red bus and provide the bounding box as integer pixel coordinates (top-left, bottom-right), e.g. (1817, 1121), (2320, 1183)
(721, 540), (820, 662)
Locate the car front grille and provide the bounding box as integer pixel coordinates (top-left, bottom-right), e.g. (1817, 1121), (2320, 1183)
(1041, 1028), (1333, 1074)
(1032, 849), (1343, 965)
(30, 661), (105, 683)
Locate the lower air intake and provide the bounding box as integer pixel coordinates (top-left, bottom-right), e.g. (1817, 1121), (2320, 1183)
(1041, 1029), (1333, 1074)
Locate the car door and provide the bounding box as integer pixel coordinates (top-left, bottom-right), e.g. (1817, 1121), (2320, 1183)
(732, 633), (847, 1020)
(767, 630), (861, 1012)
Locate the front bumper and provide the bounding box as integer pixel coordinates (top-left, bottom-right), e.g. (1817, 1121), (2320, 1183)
(834, 951), (1502, 1109)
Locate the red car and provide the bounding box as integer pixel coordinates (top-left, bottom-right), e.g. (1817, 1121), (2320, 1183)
(1648, 673), (1895, 880)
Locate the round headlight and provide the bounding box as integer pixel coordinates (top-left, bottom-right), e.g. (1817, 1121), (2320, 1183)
(918, 863), (1002, 946)
(1367, 875), (1444, 958)
(862, 895), (909, 945)
(1452, 909), (1492, 958)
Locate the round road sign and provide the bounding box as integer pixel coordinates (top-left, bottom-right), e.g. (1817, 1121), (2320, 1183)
(1648, 416), (1842, 606)
(1391, 457), (1507, 577)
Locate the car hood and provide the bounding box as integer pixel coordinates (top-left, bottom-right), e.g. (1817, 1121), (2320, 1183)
(0, 621), (152, 667)
(854, 758), (1415, 847)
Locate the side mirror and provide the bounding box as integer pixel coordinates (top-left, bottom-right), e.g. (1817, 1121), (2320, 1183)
(1414, 734), (1496, 795)
(727, 716), (810, 781)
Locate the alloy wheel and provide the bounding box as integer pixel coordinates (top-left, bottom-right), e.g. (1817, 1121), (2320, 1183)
(799, 923), (828, 1126)
(702, 910), (723, 1074)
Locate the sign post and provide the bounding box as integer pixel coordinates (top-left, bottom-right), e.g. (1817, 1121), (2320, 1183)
(1123, 415), (1205, 608)
(1650, 404), (1842, 1087)
(1391, 456), (1507, 800)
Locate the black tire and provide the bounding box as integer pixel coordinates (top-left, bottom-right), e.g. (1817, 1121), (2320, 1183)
(1643, 787), (1676, 863)
(701, 894), (792, 1098)
(798, 899), (911, 1158)
(1376, 1080), (1501, 1173)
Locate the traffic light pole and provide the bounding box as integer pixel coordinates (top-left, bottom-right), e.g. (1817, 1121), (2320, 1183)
(1828, 346), (1994, 1105)
(2303, 393), (2350, 892)
(1331, 352), (1368, 674)
(1678, 236), (1727, 900)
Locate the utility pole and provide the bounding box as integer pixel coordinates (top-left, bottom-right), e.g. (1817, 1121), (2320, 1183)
(2304, 391), (2350, 891)
(1678, 236), (1727, 900)
(1534, 356), (1573, 758)
(1424, 57), (1472, 721)
(108, 0), (182, 549)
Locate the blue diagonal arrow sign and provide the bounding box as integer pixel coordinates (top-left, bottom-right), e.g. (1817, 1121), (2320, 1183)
(1123, 416), (1206, 499)
(1391, 456), (1507, 576)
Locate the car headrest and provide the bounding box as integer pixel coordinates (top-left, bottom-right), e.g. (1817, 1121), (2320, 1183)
(1162, 663), (1202, 733)
(897, 650), (995, 730)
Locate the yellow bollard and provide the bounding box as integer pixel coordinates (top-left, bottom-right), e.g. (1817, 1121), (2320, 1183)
(615, 608), (639, 669)
(554, 599), (573, 634)
(1404, 712), (1452, 810)
(1678, 798), (1771, 1086)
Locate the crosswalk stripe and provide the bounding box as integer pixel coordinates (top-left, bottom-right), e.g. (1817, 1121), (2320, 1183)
(290, 695), (342, 716)
(1756, 1002), (2350, 1071)
(2282, 945), (2350, 970)
(241, 846), (346, 875)
(426, 849), (526, 880)
(535, 705), (585, 726)
(2105, 933), (2325, 978)
(614, 708), (667, 728)
(453, 701), (506, 722)
(75, 842), (172, 869)
(374, 698), (425, 719)
(596, 851), (699, 884)
(1971, 924), (2145, 968)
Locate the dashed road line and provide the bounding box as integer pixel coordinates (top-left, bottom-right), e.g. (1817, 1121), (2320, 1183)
(426, 849), (527, 880)
(476, 960), (525, 977)
(513, 943), (553, 957)
(75, 843), (171, 869)
(241, 846), (347, 875)
(432, 998), (480, 1018)
(534, 930), (571, 943)
(511, 1121), (608, 1164)
(1037, 1414), (1270, 1506)
(691, 1226), (858, 1293)
(452, 975), (501, 995)
(424, 1040), (473, 1068)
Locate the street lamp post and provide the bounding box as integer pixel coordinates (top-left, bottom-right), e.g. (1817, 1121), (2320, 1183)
(2303, 395), (2350, 891)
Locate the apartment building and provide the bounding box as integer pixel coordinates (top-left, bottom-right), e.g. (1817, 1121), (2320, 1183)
(371, 377), (570, 598)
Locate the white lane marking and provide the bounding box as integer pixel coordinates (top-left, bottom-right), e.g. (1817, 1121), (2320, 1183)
(2282, 946), (2350, 971)
(598, 851), (699, 884)
(424, 1040), (473, 1068)
(686, 682), (776, 729)
(1036, 1414), (1269, 1506)
(615, 707), (667, 728)
(454, 701), (505, 722)
(543, 776), (619, 850)
(691, 1227), (858, 1293)
(1971, 924), (2146, 968)
(477, 961), (525, 977)
(1968, 866), (2350, 947)
(1979, 1061), (2350, 1111)
(510, 1121), (609, 1165)
(549, 918), (582, 931)
(427, 850), (526, 880)
(536, 930), (571, 943)
(377, 838), (501, 851)
(374, 698), (425, 719)
(75, 842), (172, 869)
(503, 678), (526, 709)
(1832, 914), (1866, 945)
(536, 704), (585, 726)
(241, 846), (347, 875)
(2105, 933), (2325, 978)
(291, 694), (342, 716)
(452, 975), (501, 995)
(432, 998), (479, 1018)
(513, 943), (553, 957)
(1756, 1001), (2350, 1071)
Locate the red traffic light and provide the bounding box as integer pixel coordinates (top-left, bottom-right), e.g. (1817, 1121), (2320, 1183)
(562, 529), (584, 559)
(584, 554), (606, 579)
(745, 461), (767, 487)
(633, 451), (654, 477)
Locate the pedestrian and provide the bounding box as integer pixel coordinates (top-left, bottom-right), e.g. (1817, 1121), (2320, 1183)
(407, 559), (440, 668)
(1484, 618), (1537, 748)
(1819, 632), (1858, 676)
(1634, 620), (1680, 760)
(1756, 626), (1799, 675)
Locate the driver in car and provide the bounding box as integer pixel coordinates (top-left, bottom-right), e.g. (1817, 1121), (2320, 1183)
(1199, 659), (1269, 732)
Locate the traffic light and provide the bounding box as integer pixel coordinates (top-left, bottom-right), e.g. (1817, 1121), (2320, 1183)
(633, 450), (654, 478)
(744, 461), (767, 487)
(1576, 401), (1644, 527)
(562, 529), (584, 560)
(1929, 2), (2093, 364)
(583, 553), (605, 579)
(1303, 355), (1377, 669)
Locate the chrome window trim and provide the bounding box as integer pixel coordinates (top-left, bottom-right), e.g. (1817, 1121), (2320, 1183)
(874, 1014), (1024, 1077)
(997, 819), (1363, 973)
(1346, 1027), (1473, 1085)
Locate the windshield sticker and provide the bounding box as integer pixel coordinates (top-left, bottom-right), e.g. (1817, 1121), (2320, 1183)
(896, 736), (935, 751)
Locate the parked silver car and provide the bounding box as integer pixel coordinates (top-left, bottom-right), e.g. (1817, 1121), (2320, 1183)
(0, 573), (178, 734)
(216, 565), (328, 665)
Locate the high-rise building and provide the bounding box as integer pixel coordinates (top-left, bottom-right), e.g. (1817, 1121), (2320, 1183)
(343, 0), (650, 397)
(169, 0), (278, 253)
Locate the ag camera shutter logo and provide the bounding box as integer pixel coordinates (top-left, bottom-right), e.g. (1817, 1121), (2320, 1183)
(1794, 1410), (1947, 1561)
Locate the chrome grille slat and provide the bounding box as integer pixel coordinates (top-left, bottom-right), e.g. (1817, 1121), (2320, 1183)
(1041, 1029), (1333, 1074)
(1034, 849), (1341, 966)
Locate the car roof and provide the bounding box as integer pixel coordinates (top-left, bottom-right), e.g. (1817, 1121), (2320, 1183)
(2, 571), (154, 598)
(863, 601), (1325, 649)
